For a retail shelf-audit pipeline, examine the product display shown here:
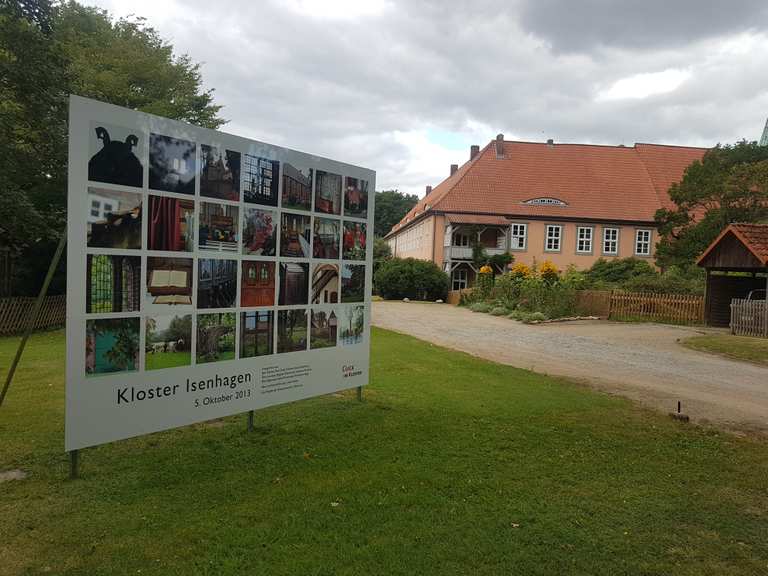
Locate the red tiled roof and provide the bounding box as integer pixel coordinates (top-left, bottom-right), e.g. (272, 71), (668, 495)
(698, 223), (768, 266)
(445, 213), (510, 226)
(386, 140), (707, 237)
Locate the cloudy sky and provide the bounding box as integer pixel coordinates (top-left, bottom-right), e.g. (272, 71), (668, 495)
(86, 0), (768, 196)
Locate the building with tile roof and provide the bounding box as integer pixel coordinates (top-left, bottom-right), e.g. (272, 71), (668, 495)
(697, 223), (768, 329)
(384, 134), (707, 290)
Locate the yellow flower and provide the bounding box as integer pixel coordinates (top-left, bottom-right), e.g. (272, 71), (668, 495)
(539, 260), (559, 282)
(479, 264), (493, 274)
(509, 262), (532, 278)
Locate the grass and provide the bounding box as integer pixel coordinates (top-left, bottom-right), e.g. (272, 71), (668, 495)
(682, 333), (768, 366)
(1, 329), (767, 575)
(146, 350), (192, 370)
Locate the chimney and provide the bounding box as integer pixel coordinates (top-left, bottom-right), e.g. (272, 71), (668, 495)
(546, 138), (554, 147)
(425, 185), (432, 195)
(450, 164), (458, 176)
(470, 144), (480, 160)
(495, 133), (504, 158)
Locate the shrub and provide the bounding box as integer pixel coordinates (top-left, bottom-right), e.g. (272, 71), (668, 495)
(475, 267), (495, 296)
(374, 258), (449, 301)
(623, 266), (705, 295)
(539, 260), (559, 283)
(470, 302), (491, 313)
(585, 257), (656, 286)
(516, 277), (577, 318)
(489, 306), (508, 316)
(526, 312), (547, 322)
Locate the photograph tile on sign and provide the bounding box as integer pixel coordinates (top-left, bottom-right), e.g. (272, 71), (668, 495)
(87, 188), (142, 249)
(280, 212), (311, 258)
(341, 263), (365, 303)
(315, 170), (342, 215)
(342, 221), (367, 260)
(196, 312), (236, 364)
(88, 122), (144, 188)
(86, 254), (141, 313)
(145, 257), (193, 308)
(278, 262), (309, 306)
(200, 145), (240, 201)
(147, 195), (195, 252)
(241, 261), (275, 307)
(199, 202), (239, 253)
(313, 217), (340, 259)
(344, 176), (368, 219)
(240, 310), (274, 358)
(145, 314), (192, 370)
(281, 162), (312, 211)
(311, 309), (337, 349)
(311, 263), (339, 304)
(243, 154), (279, 207)
(85, 317), (140, 377)
(197, 258), (237, 309)
(277, 309), (308, 353)
(242, 207), (277, 256)
(149, 133), (196, 194)
(340, 305), (364, 346)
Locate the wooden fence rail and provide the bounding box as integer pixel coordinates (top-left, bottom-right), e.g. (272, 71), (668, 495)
(0, 295), (66, 336)
(575, 290), (704, 325)
(730, 299), (768, 338)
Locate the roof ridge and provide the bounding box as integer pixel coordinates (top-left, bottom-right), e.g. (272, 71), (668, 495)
(635, 142), (709, 150)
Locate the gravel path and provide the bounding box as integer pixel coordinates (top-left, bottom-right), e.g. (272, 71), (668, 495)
(372, 301), (768, 435)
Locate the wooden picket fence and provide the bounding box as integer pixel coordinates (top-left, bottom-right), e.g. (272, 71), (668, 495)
(0, 295), (66, 336)
(609, 291), (704, 324)
(576, 290), (704, 325)
(730, 299), (768, 338)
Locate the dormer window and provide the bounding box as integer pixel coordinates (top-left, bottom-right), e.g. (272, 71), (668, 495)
(523, 197), (567, 206)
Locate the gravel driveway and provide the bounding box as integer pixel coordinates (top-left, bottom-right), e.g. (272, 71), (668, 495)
(372, 301), (768, 435)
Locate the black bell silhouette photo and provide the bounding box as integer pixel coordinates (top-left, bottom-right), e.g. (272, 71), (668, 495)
(88, 124), (143, 187)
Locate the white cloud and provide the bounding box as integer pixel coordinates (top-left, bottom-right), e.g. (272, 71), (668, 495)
(280, 0), (393, 20)
(82, 0), (768, 198)
(597, 69), (692, 101)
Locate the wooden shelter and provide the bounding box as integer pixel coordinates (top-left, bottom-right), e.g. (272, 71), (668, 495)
(697, 223), (768, 329)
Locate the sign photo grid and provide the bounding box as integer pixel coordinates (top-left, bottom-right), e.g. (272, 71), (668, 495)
(66, 96), (375, 450)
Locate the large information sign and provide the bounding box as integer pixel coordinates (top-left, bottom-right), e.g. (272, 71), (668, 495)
(66, 96), (374, 451)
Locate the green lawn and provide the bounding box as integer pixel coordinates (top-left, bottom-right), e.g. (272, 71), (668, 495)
(1, 329), (768, 575)
(146, 350), (192, 370)
(682, 333), (768, 366)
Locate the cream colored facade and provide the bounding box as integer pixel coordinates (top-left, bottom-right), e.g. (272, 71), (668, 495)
(387, 214), (655, 289)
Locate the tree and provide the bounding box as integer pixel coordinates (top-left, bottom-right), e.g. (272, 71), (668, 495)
(374, 189), (418, 237)
(0, 1), (225, 295)
(655, 141), (768, 269)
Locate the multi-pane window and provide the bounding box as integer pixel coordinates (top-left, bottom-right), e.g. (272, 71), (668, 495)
(510, 223), (527, 250)
(545, 225), (562, 252)
(635, 229), (652, 256)
(453, 232), (470, 247)
(576, 227), (593, 254)
(452, 268), (468, 291)
(603, 228), (619, 255)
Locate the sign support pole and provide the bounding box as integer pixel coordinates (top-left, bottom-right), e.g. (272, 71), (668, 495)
(247, 410), (254, 432)
(69, 449), (79, 480)
(357, 386), (363, 402)
(0, 227), (67, 408)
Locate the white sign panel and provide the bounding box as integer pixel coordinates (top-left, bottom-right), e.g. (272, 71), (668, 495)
(66, 96), (374, 451)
